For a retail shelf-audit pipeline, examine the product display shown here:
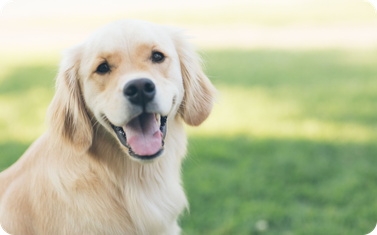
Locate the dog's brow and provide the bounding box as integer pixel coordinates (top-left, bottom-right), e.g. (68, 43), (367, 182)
(122, 43), (155, 71)
(99, 52), (122, 61)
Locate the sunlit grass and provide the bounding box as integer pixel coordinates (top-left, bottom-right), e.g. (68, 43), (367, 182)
(0, 88), (53, 143)
(187, 86), (377, 143)
(187, 49), (377, 143)
(0, 59), (57, 143)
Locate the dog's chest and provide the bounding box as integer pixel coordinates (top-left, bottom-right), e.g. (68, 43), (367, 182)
(64, 177), (187, 235)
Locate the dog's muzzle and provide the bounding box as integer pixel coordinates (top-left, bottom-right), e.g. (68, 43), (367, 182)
(110, 78), (168, 161)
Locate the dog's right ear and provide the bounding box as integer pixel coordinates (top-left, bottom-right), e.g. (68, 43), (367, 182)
(47, 44), (93, 154)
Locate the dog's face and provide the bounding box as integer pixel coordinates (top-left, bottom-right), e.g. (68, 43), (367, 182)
(47, 20), (215, 162)
(81, 20), (184, 161)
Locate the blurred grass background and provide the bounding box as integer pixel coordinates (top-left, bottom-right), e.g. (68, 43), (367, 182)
(1, 0), (377, 234)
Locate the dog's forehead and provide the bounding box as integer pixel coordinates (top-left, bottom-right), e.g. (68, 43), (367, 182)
(85, 20), (175, 55)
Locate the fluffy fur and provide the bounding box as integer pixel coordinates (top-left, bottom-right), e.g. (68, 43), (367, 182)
(0, 20), (215, 235)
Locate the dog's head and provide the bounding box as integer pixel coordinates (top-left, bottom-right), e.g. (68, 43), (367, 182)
(47, 19), (215, 162)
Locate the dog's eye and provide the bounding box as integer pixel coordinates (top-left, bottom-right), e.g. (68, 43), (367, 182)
(151, 52), (165, 63)
(96, 62), (110, 74)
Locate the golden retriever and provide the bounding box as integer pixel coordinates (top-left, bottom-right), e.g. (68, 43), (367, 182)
(0, 19), (215, 235)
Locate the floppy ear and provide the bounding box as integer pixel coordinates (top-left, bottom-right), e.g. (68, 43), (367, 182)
(172, 32), (216, 126)
(47, 44), (93, 153)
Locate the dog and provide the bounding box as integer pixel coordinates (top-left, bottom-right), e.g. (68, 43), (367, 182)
(0, 19), (215, 235)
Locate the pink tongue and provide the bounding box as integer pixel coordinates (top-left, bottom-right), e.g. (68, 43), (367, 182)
(124, 113), (162, 156)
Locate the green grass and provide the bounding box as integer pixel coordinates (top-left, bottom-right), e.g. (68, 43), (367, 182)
(1, 49), (377, 234)
(182, 136), (377, 235)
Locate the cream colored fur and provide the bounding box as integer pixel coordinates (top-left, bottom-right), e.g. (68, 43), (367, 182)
(0, 20), (215, 235)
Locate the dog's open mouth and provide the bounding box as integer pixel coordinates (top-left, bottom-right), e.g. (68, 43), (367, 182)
(110, 113), (167, 160)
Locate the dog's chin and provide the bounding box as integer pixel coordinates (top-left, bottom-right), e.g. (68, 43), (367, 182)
(108, 113), (167, 162)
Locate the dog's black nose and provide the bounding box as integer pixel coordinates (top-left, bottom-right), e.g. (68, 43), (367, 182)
(123, 78), (156, 106)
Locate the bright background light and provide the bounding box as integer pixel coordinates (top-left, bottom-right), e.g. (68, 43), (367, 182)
(2, 0), (377, 54)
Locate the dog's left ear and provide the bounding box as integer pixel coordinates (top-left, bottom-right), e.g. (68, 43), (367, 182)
(47, 44), (93, 153)
(170, 30), (217, 126)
